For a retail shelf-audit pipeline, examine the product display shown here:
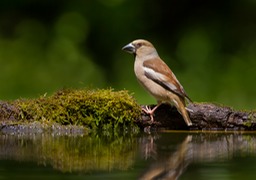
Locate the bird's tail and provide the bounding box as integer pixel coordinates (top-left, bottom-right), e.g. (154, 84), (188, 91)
(173, 97), (193, 126)
(179, 105), (192, 126)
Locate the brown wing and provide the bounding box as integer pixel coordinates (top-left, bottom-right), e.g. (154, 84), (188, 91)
(143, 58), (192, 102)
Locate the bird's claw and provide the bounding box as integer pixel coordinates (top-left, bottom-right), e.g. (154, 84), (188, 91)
(142, 106), (154, 122)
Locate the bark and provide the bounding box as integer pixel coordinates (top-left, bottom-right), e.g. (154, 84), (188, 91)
(137, 103), (256, 131)
(0, 101), (20, 121)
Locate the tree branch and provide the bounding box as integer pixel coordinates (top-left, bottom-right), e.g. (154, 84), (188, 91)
(137, 103), (256, 130)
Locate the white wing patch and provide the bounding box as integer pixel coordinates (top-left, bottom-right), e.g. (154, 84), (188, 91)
(143, 66), (178, 92)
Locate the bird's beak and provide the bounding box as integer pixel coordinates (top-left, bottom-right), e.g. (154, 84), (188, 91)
(122, 43), (136, 54)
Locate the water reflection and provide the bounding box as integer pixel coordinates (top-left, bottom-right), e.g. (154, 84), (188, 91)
(1, 131), (256, 179)
(0, 133), (138, 173)
(139, 135), (192, 180)
(139, 132), (256, 180)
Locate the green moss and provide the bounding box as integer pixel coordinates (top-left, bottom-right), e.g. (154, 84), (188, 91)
(245, 112), (256, 127)
(243, 121), (252, 127)
(14, 88), (141, 132)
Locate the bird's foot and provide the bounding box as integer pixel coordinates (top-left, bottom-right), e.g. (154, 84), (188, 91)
(142, 106), (155, 122)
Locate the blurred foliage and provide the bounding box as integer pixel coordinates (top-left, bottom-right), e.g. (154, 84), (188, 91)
(15, 88), (141, 132)
(0, 0), (256, 109)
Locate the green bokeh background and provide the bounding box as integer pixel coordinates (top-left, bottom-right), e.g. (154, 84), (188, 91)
(1, 0), (256, 109)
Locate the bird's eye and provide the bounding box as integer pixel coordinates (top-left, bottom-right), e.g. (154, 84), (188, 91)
(137, 43), (142, 48)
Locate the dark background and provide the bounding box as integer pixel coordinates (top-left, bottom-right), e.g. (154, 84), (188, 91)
(1, 0), (256, 109)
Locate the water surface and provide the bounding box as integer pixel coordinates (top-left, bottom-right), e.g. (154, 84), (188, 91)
(1, 131), (256, 179)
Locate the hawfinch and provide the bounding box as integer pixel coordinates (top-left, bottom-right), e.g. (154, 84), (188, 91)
(122, 39), (192, 126)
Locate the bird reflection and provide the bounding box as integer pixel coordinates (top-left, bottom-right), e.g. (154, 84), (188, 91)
(139, 135), (192, 180)
(139, 134), (158, 160)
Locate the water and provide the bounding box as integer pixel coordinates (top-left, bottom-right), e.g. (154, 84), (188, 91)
(1, 131), (256, 179)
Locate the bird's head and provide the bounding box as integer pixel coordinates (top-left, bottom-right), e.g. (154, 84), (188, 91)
(122, 39), (158, 58)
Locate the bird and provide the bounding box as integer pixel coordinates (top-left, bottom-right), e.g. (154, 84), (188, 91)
(122, 39), (192, 126)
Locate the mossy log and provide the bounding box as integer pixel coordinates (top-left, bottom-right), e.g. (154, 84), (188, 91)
(0, 89), (256, 131)
(137, 103), (256, 130)
(0, 89), (141, 133)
